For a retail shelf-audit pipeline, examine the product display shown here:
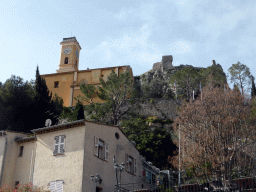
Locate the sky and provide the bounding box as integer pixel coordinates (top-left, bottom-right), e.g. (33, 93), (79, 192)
(0, 0), (255, 92)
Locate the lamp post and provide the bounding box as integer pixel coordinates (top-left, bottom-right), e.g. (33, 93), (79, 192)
(113, 156), (125, 191)
(91, 174), (102, 191)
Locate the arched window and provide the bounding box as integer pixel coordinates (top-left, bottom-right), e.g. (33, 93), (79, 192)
(64, 57), (68, 64)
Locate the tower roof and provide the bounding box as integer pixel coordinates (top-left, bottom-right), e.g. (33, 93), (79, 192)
(60, 37), (81, 50)
(61, 37), (77, 43)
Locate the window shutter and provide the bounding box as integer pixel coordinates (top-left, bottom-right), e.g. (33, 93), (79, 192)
(59, 144), (64, 153)
(53, 136), (59, 155)
(94, 136), (99, 156)
(49, 181), (56, 191)
(49, 180), (63, 192)
(125, 153), (129, 171)
(55, 136), (59, 144)
(56, 180), (64, 192)
(59, 136), (65, 153)
(105, 142), (109, 161)
(134, 158), (137, 175)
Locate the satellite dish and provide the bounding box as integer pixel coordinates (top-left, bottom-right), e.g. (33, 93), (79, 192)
(45, 119), (52, 127)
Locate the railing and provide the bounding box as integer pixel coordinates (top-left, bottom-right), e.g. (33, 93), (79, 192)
(172, 174), (256, 192)
(114, 182), (171, 192)
(114, 176), (256, 192)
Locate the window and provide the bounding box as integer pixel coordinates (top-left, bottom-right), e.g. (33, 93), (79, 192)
(18, 146), (24, 157)
(96, 187), (103, 192)
(53, 135), (65, 155)
(145, 171), (152, 184)
(125, 154), (136, 175)
(115, 132), (119, 139)
(94, 136), (109, 161)
(54, 81), (59, 88)
(49, 180), (64, 192)
(64, 57), (68, 64)
(14, 181), (19, 189)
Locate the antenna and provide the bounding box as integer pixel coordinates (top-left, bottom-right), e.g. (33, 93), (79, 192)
(45, 119), (52, 127)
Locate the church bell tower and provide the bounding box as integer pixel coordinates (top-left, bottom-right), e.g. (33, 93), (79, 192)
(57, 37), (82, 73)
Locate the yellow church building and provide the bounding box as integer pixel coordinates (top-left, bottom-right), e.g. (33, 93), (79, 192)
(41, 37), (133, 107)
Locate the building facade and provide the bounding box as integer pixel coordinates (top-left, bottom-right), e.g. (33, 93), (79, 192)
(41, 37), (133, 107)
(0, 120), (159, 191)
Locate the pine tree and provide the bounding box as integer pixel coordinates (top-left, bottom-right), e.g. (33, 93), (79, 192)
(228, 62), (251, 96)
(81, 69), (139, 125)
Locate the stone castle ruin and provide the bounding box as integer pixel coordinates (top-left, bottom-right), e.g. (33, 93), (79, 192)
(152, 55), (174, 72)
(135, 55), (225, 100)
(140, 55), (223, 83)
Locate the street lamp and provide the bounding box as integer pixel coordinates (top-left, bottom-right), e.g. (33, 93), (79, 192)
(91, 174), (102, 191)
(113, 156), (125, 191)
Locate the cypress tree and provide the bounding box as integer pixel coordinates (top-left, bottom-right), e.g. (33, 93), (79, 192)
(32, 66), (52, 128)
(251, 76), (256, 98)
(73, 101), (84, 120)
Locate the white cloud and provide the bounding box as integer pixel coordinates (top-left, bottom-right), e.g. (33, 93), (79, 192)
(88, 24), (162, 67)
(114, 3), (157, 24)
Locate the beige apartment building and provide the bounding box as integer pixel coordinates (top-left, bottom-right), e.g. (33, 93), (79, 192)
(0, 120), (159, 192)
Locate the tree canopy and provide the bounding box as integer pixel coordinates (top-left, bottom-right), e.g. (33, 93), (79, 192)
(121, 116), (177, 169)
(141, 78), (174, 99)
(170, 67), (200, 100)
(199, 64), (227, 87)
(228, 61), (251, 96)
(0, 66), (64, 132)
(171, 80), (256, 179)
(0, 75), (34, 132)
(80, 69), (140, 125)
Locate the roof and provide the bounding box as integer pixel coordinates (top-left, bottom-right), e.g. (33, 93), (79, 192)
(61, 37), (78, 43)
(0, 130), (30, 136)
(32, 119), (85, 134)
(41, 65), (131, 77)
(60, 37), (82, 50)
(31, 119), (141, 151)
(15, 136), (37, 144)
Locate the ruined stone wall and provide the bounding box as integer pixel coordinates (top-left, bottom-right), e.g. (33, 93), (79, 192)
(152, 55), (173, 73)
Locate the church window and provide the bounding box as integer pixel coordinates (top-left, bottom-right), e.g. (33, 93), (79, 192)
(53, 135), (65, 155)
(64, 57), (68, 64)
(54, 81), (59, 88)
